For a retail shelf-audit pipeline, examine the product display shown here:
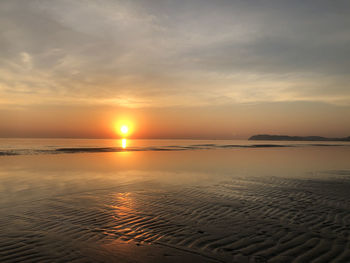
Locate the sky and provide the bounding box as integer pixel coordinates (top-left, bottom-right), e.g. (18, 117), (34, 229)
(0, 0), (350, 139)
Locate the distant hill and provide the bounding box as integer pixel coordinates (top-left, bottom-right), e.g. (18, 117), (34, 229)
(249, 134), (350, 142)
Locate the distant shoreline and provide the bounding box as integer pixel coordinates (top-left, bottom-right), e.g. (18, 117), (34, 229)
(249, 134), (350, 142)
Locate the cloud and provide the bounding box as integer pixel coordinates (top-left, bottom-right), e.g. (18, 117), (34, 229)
(0, 0), (350, 108)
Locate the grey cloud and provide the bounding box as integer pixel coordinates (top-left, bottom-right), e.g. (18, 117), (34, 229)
(0, 0), (350, 106)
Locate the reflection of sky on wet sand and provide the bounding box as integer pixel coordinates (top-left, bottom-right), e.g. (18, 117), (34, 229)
(1, 146), (350, 207)
(1, 146), (350, 261)
(113, 192), (134, 217)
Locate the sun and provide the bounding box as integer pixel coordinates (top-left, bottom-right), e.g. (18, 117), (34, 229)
(115, 119), (133, 138)
(120, 125), (129, 135)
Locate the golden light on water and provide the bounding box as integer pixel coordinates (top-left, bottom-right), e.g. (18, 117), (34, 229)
(122, 138), (127, 149)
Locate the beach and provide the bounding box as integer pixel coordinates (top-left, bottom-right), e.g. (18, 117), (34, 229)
(1, 140), (350, 262)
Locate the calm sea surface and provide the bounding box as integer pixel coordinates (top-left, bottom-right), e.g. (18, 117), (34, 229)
(0, 138), (349, 155)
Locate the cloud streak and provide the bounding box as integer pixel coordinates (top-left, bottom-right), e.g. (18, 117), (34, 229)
(0, 0), (350, 109)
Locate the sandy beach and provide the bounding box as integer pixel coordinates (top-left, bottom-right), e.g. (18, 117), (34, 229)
(1, 144), (350, 262)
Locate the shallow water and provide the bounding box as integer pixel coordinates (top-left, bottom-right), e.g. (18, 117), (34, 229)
(1, 139), (350, 262)
(0, 138), (349, 155)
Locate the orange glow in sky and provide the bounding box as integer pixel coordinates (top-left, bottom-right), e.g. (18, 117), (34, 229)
(1, 1), (350, 140)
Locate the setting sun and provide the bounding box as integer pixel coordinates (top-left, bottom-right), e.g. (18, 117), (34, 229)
(121, 125), (128, 135)
(114, 119), (134, 138)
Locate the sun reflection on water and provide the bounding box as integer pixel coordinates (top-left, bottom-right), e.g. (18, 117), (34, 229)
(121, 138), (127, 149)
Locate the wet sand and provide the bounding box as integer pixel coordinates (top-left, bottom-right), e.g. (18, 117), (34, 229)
(1, 147), (350, 262)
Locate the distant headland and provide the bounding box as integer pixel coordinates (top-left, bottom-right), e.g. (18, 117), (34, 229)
(249, 134), (350, 142)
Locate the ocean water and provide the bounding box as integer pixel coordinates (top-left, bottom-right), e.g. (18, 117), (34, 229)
(1, 139), (350, 262)
(0, 138), (349, 155)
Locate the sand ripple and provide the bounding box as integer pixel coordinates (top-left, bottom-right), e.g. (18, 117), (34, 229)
(1, 173), (350, 262)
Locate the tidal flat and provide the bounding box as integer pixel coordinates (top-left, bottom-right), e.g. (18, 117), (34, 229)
(1, 140), (350, 262)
